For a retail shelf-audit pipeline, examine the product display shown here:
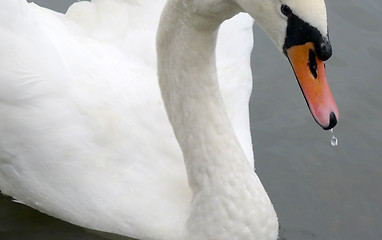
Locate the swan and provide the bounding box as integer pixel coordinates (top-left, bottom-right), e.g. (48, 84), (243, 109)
(0, 0), (338, 239)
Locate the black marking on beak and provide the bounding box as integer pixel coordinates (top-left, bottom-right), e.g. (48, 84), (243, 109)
(283, 14), (332, 62)
(309, 49), (318, 79)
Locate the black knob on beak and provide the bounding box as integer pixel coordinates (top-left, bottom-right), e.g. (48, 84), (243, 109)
(315, 37), (332, 61)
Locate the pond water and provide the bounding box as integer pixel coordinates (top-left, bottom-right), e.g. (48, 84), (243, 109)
(2, 0), (382, 239)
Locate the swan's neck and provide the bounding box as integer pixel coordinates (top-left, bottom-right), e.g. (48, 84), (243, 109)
(157, 0), (243, 191)
(157, 1), (277, 238)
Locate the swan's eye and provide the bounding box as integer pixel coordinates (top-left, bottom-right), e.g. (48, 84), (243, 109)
(281, 5), (293, 17)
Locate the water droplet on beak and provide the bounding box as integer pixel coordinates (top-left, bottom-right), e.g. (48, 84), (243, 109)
(329, 129), (338, 147)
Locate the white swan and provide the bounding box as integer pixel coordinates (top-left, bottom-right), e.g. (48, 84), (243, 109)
(0, 0), (338, 239)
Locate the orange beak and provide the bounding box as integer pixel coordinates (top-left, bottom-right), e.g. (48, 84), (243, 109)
(287, 42), (339, 130)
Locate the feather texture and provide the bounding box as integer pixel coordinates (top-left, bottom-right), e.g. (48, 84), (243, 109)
(0, 0), (257, 239)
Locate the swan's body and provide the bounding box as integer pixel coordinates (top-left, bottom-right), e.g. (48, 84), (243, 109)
(0, 0), (337, 239)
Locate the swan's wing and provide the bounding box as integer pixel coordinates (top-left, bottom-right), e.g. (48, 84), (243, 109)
(65, 0), (255, 166)
(0, 1), (189, 239)
(217, 13), (255, 168)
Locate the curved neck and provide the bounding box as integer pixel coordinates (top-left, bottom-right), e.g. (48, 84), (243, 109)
(156, 1), (277, 238)
(157, 1), (248, 191)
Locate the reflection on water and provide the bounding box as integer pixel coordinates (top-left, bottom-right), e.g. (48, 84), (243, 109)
(0, 195), (134, 240)
(0, 195), (302, 240)
(1, 0), (382, 240)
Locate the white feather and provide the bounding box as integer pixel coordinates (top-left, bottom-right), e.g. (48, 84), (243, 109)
(0, 0), (259, 239)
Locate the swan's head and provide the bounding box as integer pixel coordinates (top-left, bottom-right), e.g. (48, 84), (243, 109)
(236, 0), (338, 130)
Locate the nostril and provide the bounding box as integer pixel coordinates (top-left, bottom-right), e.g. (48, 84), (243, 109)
(309, 49), (318, 78)
(323, 112), (337, 130)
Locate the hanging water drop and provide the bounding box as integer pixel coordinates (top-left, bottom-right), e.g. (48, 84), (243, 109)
(329, 129), (338, 147)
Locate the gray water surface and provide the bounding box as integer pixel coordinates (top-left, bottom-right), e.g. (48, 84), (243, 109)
(2, 1), (382, 239)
